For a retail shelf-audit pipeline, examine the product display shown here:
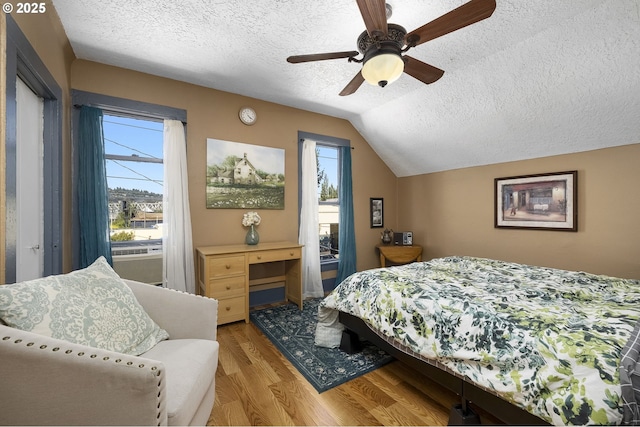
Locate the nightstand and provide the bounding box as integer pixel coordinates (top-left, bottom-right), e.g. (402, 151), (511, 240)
(376, 244), (423, 267)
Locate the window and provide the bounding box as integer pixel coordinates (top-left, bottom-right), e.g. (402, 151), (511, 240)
(71, 90), (186, 271)
(317, 144), (340, 261)
(103, 114), (164, 250)
(298, 131), (350, 265)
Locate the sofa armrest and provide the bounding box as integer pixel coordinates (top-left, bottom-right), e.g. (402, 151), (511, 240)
(124, 279), (218, 341)
(0, 324), (168, 426)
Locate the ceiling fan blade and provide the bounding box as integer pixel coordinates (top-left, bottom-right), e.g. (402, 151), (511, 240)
(339, 71), (365, 96)
(287, 51), (359, 63)
(403, 56), (445, 85)
(405, 0), (496, 47)
(356, 0), (388, 38)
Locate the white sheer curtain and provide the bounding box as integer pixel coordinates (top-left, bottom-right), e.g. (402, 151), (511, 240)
(162, 119), (195, 294)
(299, 139), (324, 298)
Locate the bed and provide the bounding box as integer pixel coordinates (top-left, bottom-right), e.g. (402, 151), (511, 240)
(315, 256), (640, 425)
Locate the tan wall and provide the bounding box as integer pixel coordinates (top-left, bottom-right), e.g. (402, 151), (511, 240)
(71, 60), (398, 272)
(398, 144), (640, 280)
(1, 2), (75, 279)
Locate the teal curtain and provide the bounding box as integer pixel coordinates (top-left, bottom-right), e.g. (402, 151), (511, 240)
(335, 146), (356, 284)
(77, 106), (113, 267)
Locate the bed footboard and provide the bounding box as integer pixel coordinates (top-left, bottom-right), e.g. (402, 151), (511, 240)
(338, 311), (549, 426)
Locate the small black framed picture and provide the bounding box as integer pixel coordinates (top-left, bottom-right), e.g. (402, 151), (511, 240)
(370, 197), (383, 228)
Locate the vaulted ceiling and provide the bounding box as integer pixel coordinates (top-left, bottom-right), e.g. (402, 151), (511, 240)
(51, 0), (640, 176)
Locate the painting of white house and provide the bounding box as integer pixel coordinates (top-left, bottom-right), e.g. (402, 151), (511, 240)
(206, 138), (285, 209)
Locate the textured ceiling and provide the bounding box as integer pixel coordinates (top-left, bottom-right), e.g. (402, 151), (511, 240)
(51, 0), (640, 176)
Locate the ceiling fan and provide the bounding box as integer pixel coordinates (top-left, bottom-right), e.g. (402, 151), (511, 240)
(286, 0), (496, 96)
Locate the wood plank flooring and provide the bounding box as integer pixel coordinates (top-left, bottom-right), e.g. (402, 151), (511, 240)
(208, 320), (502, 426)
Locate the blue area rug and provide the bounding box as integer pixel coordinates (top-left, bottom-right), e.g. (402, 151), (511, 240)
(250, 298), (394, 393)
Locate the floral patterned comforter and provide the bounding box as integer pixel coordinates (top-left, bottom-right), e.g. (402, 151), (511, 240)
(318, 256), (640, 425)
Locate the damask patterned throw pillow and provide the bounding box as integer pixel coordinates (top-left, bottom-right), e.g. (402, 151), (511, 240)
(0, 256), (169, 356)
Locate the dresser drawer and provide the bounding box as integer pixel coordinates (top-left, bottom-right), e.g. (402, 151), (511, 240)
(208, 255), (245, 278)
(217, 295), (246, 324)
(207, 276), (245, 299)
(248, 247), (301, 264)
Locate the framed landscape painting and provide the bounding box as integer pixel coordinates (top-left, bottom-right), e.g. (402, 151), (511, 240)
(495, 170), (577, 231)
(206, 138), (285, 209)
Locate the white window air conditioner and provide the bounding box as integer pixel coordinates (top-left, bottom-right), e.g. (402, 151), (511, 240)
(112, 246), (163, 285)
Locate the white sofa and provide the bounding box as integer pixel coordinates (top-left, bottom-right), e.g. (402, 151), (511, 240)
(0, 278), (219, 426)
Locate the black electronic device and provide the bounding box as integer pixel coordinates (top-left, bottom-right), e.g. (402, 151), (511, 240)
(393, 231), (413, 246)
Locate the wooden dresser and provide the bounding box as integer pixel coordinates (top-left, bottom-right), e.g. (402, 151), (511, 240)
(196, 241), (303, 325)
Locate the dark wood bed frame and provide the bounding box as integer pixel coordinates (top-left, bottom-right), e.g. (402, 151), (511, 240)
(339, 311), (551, 426)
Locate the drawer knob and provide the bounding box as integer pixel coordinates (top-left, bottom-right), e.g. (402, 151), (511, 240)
(290, 252), (294, 256)
(225, 264), (231, 269)
(225, 306), (231, 311)
(226, 286), (231, 290)
(257, 255), (262, 260)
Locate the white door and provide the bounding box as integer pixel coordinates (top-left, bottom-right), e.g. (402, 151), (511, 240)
(16, 78), (44, 281)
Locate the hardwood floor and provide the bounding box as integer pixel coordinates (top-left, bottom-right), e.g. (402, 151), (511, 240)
(208, 320), (501, 426)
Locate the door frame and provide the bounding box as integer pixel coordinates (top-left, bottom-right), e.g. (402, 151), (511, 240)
(4, 14), (63, 283)
(16, 77), (45, 281)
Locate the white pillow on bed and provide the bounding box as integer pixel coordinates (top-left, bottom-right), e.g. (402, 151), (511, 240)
(0, 256), (169, 356)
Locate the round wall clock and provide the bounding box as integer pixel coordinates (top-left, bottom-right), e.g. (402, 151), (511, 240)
(238, 107), (257, 125)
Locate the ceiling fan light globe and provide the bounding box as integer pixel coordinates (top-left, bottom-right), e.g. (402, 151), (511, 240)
(362, 53), (404, 87)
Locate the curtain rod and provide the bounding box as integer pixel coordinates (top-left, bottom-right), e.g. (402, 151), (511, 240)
(299, 138), (355, 149)
(73, 104), (187, 124)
